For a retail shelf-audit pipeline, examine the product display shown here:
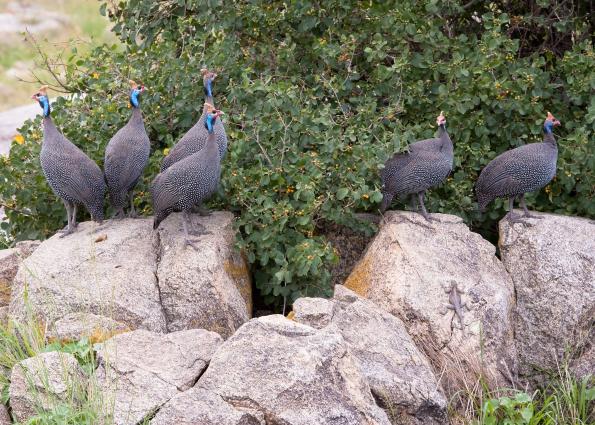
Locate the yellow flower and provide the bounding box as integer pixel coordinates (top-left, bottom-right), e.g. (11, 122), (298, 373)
(163, 148), (170, 156)
(13, 134), (25, 145)
(362, 194), (369, 199)
(92, 72), (99, 79)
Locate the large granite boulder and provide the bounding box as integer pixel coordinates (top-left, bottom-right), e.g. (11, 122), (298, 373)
(292, 285), (447, 425)
(499, 212), (595, 379)
(9, 212), (251, 339)
(9, 218), (166, 332)
(96, 328), (223, 425)
(189, 315), (391, 425)
(344, 211), (516, 393)
(156, 212), (252, 337)
(9, 351), (85, 423)
(0, 240), (39, 306)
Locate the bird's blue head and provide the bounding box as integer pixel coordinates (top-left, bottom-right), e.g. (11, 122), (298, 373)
(129, 79), (146, 108)
(31, 86), (50, 117)
(201, 68), (217, 99)
(204, 104), (223, 134)
(543, 112), (561, 134)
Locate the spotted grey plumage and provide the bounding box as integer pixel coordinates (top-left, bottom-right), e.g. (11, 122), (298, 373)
(104, 80), (150, 218)
(151, 107), (223, 247)
(380, 113), (453, 220)
(160, 68), (227, 172)
(475, 112), (560, 222)
(34, 86), (105, 237)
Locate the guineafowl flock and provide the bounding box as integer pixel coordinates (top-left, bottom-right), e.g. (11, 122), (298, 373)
(32, 70), (561, 246)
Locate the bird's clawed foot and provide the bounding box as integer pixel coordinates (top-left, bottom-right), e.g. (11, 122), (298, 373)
(59, 227), (76, 238)
(128, 210), (138, 219)
(506, 212), (529, 224)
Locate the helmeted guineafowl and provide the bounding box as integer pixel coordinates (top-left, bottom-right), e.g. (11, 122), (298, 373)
(380, 112), (453, 221)
(475, 112), (561, 222)
(33, 86), (105, 237)
(151, 105), (224, 248)
(104, 80), (151, 218)
(160, 68), (227, 173)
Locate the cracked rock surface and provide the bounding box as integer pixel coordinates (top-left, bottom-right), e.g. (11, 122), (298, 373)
(96, 328), (223, 425)
(293, 286), (447, 425)
(499, 212), (595, 380)
(8, 212), (251, 338)
(344, 211), (516, 392)
(151, 387), (264, 425)
(192, 315), (391, 425)
(9, 351), (85, 423)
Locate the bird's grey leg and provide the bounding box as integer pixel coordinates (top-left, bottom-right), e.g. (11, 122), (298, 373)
(379, 192), (394, 214)
(59, 202), (76, 238)
(57, 200), (71, 233)
(71, 204), (78, 228)
(519, 194), (543, 219)
(182, 211), (199, 249)
(417, 192), (432, 222)
(410, 194), (418, 212)
(506, 197), (528, 223)
(128, 191), (137, 218)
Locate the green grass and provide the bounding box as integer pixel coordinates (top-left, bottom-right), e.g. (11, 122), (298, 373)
(0, 296), (111, 424)
(0, 0), (116, 111)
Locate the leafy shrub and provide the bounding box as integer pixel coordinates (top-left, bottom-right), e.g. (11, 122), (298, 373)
(0, 1), (593, 307)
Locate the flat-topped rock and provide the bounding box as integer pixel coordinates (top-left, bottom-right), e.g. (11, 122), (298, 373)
(344, 211), (516, 393)
(499, 212), (595, 379)
(9, 212), (251, 339)
(9, 218), (167, 332)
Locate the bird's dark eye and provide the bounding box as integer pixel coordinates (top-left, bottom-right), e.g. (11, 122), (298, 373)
(35, 93), (40, 96)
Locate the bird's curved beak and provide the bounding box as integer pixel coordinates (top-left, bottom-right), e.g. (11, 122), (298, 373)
(31, 94), (37, 100)
(140, 85), (147, 92)
(553, 119), (561, 126)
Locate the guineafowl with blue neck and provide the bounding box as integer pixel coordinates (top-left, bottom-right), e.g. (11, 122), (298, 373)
(160, 68), (227, 172)
(380, 112), (453, 220)
(475, 112), (561, 222)
(104, 80), (151, 218)
(151, 105), (224, 247)
(34, 86), (105, 236)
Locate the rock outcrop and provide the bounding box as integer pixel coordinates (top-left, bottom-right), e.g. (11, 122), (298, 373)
(96, 328), (223, 425)
(344, 211), (516, 392)
(292, 286), (447, 425)
(9, 212), (251, 339)
(170, 315), (392, 425)
(0, 240), (39, 307)
(499, 212), (595, 379)
(9, 351), (85, 423)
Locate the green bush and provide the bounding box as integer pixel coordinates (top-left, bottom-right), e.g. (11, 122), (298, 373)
(0, 1), (593, 307)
